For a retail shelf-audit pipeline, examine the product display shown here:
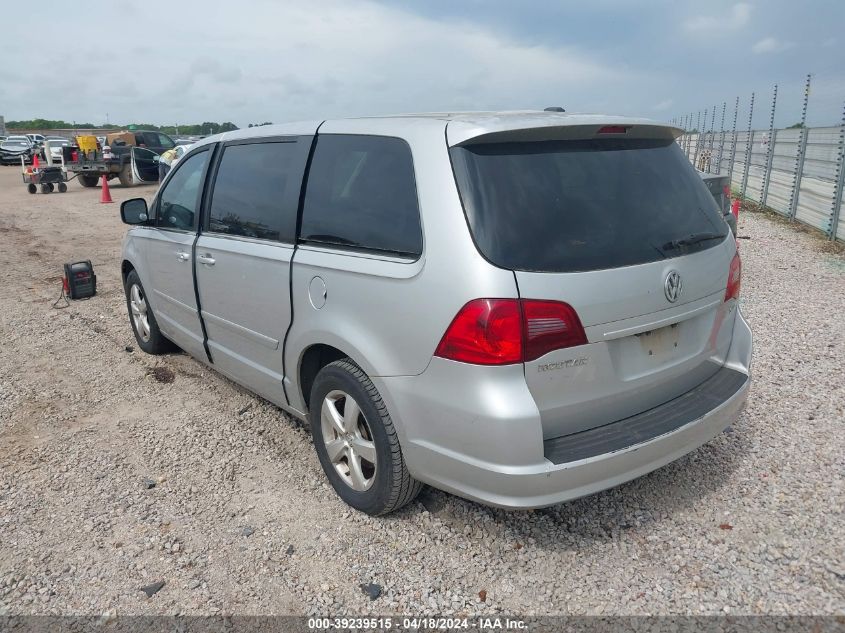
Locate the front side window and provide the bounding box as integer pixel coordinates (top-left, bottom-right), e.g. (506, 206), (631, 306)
(157, 133), (175, 149)
(207, 141), (302, 242)
(156, 149), (209, 231)
(300, 135), (422, 257)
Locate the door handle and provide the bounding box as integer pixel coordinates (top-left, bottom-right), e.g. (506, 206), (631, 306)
(176, 251), (190, 262)
(197, 253), (216, 266)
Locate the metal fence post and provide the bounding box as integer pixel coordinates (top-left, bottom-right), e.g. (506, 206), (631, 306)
(686, 113), (693, 157)
(827, 101), (845, 239)
(788, 74), (812, 220)
(693, 110), (704, 169)
(740, 93), (755, 200)
(727, 96), (740, 187)
(706, 105), (717, 172)
(716, 101), (727, 174)
(760, 84), (778, 208)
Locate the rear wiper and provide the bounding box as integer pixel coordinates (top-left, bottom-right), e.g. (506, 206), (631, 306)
(662, 232), (725, 250)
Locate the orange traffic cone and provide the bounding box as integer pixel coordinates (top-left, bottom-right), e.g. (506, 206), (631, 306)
(100, 174), (113, 204)
(32, 153), (40, 169)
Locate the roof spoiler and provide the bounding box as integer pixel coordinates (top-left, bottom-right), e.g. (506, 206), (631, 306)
(447, 118), (682, 147)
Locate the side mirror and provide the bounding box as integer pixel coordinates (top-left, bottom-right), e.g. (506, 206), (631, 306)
(121, 198), (149, 225)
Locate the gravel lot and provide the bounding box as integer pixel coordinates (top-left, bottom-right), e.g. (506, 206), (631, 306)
(0, 167), (843, 617)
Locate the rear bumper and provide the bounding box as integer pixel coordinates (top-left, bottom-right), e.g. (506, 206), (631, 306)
(375, 308), (752, 509)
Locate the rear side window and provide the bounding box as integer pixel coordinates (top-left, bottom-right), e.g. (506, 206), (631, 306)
(300, 135), (422, 257)
(207, 141), (303, 242)
(450, 138), (728, 272)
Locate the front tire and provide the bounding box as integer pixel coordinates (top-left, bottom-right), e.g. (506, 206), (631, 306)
(309, 359), (421, 515)
(124, 270), (175, 354)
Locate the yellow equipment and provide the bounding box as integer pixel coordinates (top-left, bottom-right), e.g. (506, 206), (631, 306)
(76, 135), (99, 153)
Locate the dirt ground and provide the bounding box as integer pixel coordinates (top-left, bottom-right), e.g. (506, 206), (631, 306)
(0, 165), (843, 617)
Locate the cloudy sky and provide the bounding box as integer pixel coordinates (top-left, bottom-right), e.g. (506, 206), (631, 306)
(2, 0), (843, 129)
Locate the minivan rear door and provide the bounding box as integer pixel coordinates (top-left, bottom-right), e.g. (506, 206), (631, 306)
(449, 123), (737, 440)
(193, 134), (314, 406)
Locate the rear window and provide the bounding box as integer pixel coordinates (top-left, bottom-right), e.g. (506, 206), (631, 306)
(450, 138), (728, 272)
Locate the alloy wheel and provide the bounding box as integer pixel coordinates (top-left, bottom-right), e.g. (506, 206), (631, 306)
(320, 390), (377, 491)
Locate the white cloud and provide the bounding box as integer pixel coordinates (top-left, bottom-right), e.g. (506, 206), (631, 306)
(752, 37), (794, 54)
(0, 0), (638, 125)
(684, 2), (752, 33)
(653, 99), (674, 111)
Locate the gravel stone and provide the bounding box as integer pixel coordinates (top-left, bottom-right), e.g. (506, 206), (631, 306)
(0, 170), (843, 616)
(360, 583), (382, 601)
(140, 581), (165, 598)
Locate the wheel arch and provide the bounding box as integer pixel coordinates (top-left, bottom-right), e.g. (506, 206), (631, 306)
(121, 259), (135, 283)
(297, 343), (355, 414)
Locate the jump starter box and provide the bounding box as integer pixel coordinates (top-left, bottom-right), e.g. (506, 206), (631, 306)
(63, 260), (97, 299)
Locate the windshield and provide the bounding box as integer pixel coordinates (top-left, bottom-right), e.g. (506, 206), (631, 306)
(1, 141), (28, 148)
(450, 137), (728, 273)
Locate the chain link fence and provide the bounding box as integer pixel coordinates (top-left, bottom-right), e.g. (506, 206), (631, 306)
(672, 75), (845, 242)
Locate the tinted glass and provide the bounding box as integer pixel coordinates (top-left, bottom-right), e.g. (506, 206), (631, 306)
(207, 142), (301, 242)
(450, 138), (728, 272)
(157, 149), (208, 231)
(157, 133), (175, 149)
(300, 135), (422, 256)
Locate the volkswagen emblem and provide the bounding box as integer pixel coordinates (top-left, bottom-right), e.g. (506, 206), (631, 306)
(664, 270), (683, 303)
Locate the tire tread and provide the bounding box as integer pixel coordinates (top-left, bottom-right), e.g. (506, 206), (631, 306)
(320, 359), (422, 515)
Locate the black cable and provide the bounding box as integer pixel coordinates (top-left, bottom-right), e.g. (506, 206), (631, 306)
(52, 284), (70, 309)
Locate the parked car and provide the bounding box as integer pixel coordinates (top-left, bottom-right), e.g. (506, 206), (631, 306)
(24, 133), (47, 159)
(0, 138), (35, 165)
(45, 137), (71, 163)
(6, 135), (34, 146)
(119, 112), (752, 515)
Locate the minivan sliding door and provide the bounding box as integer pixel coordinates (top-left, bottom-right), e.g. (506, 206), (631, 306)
(194, 137), (312, 407)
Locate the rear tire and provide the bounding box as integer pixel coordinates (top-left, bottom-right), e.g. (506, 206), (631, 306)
(40, 183), (50, 194)
(118, 164), (134, 187)
(58, 182), (67, 193)
(78, 174), (99, 188)
(309, 359), (422, 515)
(124, 270), (176, 355)
(27, 183), (36, 194)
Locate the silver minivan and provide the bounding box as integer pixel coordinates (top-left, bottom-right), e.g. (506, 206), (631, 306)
(120, 111), (752, 515)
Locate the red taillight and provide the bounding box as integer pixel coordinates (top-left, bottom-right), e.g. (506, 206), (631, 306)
(597, 125), (629, 134)
(434, 299), (522, 365)
(723, 185), (731, 198)
(725, 252), (741, 302)
(434, 299), (587, 365)
(521, 300), (587, 361)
